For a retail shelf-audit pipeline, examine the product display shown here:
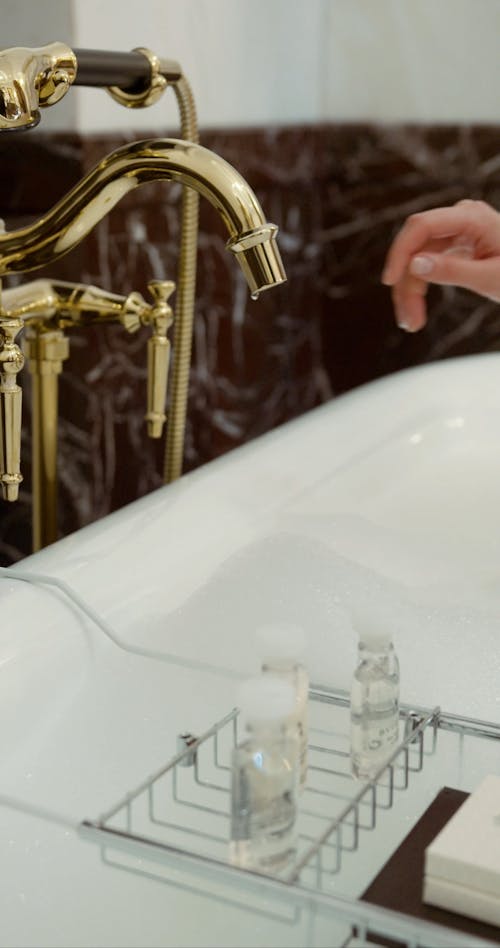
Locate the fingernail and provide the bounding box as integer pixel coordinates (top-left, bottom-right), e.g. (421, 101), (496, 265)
(396, 308), (417, 332)
(397, 319), (419, 333)
(410, 254), (434, 277)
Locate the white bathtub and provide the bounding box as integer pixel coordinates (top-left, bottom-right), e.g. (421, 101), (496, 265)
(1, 352), (499, 947)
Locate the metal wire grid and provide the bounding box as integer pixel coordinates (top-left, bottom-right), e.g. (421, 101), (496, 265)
(82, 690), (440, 888)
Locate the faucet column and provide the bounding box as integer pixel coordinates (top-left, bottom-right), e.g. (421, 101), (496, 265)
(23, 328), (69, 551)
(0, 317), (24, 502)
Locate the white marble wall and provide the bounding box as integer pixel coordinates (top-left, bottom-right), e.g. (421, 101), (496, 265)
(323, 0), (500, 123)
(72, 0), (328, 132)
(2, 0), (500, 131)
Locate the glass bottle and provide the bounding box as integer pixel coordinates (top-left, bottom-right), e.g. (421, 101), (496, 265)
(229, 676), (299, 875)
(258, 622), (309, 792)
(350, 627), (400, 781)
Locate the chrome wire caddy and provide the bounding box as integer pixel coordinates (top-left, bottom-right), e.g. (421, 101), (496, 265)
(81, 689), (500, 948)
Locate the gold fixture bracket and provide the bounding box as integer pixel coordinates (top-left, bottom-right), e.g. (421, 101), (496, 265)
(0, 42), (77, 130)
(36, 42), (77, 107)
(107, 48), (180, 109)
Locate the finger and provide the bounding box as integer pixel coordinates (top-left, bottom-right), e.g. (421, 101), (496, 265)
(425, 236), (467, 255)
(409, 252), (500, 300)
(381, 204), (491, 285)
(393, 278), (428, 332)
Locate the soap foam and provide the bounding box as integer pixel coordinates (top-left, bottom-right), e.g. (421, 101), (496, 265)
(135, 521), (500, 722)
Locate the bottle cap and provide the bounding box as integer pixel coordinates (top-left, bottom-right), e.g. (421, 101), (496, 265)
(350, 597), (393, 650)
(238, 676), (296, 724)
(257, 622), (307, 664)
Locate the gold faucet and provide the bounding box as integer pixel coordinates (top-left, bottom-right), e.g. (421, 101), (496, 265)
(0, 131), (286, 550)
(1, 277), (175, 550)
(0, 42), (201, 502)
(0, 44), (286, 551)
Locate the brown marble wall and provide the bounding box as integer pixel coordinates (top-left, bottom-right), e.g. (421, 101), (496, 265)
(1, 122), (499, 563)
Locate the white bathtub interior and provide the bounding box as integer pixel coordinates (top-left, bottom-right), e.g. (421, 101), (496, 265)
(103, 355), (500, 722)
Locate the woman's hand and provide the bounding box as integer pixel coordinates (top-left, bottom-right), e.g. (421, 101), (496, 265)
(381, 199), (500, 331)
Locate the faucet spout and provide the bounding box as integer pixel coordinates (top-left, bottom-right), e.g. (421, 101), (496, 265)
(0, 138), (286, 295)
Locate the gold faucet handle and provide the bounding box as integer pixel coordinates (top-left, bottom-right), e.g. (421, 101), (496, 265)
(0, 318), (24, 501)
(144, 280), (175, 439)
(147, 279), (175, 311)
(119, 290), (150, 333)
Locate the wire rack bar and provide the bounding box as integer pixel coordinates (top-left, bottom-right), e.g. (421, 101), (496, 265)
(95, 707), (238, 825)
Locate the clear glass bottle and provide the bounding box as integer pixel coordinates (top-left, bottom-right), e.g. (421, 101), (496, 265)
(350, 625), (400, 782)
(258, 622), (309, 792)
(229, 676), (299, 875)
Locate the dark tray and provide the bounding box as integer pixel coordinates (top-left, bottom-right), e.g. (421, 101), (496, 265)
(360, 786), (500, 946)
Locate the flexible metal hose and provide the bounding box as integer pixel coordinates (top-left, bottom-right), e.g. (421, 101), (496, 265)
(163, 76), (199, 482)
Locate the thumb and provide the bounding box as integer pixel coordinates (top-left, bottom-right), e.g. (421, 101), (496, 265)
(410, 252), (500, 301)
